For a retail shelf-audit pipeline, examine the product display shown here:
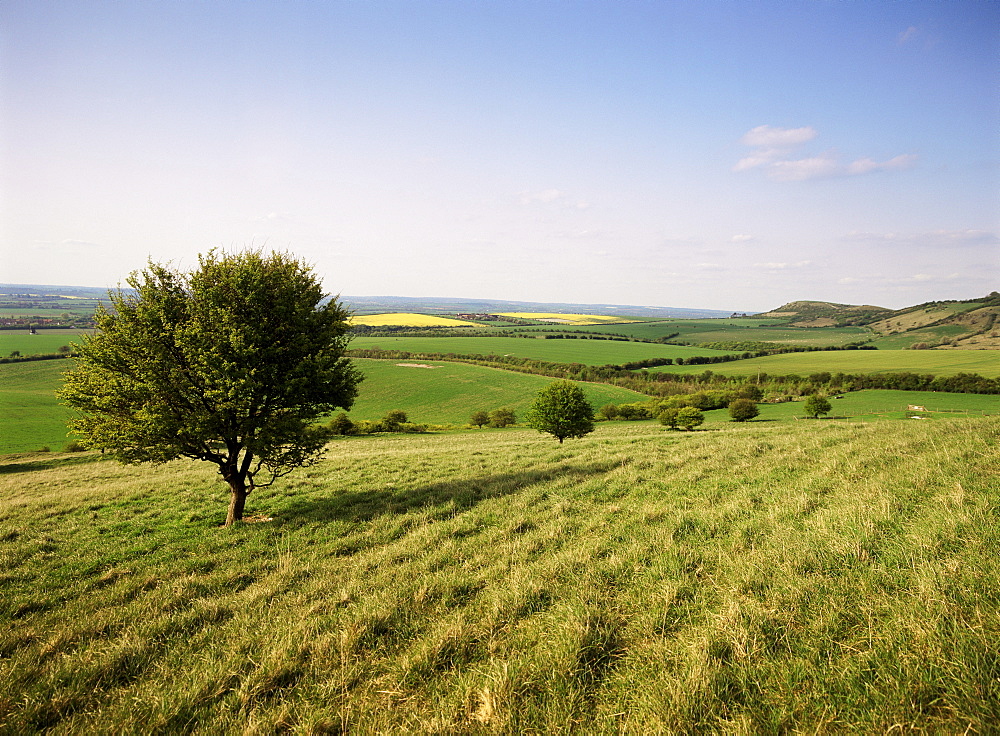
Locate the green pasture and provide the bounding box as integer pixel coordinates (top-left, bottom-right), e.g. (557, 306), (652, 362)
(741, 390), (997, 424)
(348, 358), (648, 425)
(0, 357), (649, 453)
(350, 335), (735, 365)
(0, 329), (91, 357)
(1, 418), (997, 732)
(550, 319), (870, 346)
(871, 324), (973, 349)
(0, 360), (76, 453)
(660, 349), (1000, 378)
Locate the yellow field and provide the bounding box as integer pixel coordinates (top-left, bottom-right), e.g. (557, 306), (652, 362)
(350, 313), (480, 327)
(497, 312), (636, 325)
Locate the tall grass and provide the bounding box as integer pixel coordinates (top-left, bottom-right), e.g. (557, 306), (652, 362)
(1, 419), (997, 733)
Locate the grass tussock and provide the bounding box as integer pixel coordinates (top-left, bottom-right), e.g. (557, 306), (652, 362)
(0, 419), (998, 733)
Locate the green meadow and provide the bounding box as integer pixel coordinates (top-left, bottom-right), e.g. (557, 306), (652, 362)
(662, 349), (1000, 378)
(1, 418), (997, 732)
(0, 361), (76, 453)
(0, 329), (90, 357)
(350, 336), (735, 365)
(560, 320), (870, 346)
(346, 359), (648, 425)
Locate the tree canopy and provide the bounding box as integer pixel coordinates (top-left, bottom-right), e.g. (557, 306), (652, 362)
(59, 250), (362, 525)
(525, 380), (595, 443)
(804, 394), (833, 419)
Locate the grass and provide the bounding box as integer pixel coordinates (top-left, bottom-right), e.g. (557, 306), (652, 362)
(0, 329), (91, 357)
(557, 320), (870, 346)
(351, 335), (736, 365)
(348, 359), (647, 424)
(0, 361), (77, 453)
(0, 418), (997, 732)
(661, 349), (1000, 378)
(350, 314), (481, 327)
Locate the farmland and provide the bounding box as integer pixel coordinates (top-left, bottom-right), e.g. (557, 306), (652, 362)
(553, 319), (871, 346)
(1, 417), (997, 732)
(350, 313), (481, 328)
(349, 335), (736, 365)
(660, 348), (1000, 378)
(343, 359), (648, 425)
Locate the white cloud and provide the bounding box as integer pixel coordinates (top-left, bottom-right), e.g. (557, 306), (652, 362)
(740, 125), (817, 149)
(734, 126), (916, 181)
(730, 234), (755, 243)
(897, 26), (919, 46)
(753, 260), (813, 270)
(841, 229), (999, 247)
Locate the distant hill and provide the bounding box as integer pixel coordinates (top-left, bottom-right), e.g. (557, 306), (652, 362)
(339, 296), (734, 319)
(759, 293), (1000, 349)
(757, 300), (892, 327)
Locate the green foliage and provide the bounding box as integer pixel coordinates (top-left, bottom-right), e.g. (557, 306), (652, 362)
(469, 410), (489, 428)
(525, 380), (596, 443)
(488, 407), (517, 428)
(58, 250), (362, 525)
(675, 406), (704, 430)
(728, 398), (759, 422)
(658, 407), (679, 429)
(597, 403), (619, 420)
(804, 394), (833, 418)
(327, 413), (356, 436)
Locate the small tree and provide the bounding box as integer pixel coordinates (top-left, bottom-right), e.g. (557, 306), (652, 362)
(327, 412), (356, 436)
(488, 408), (517, 428)
(59, 250), (363, 526)
(728, 398), (759, 422)
(597, 403), (620, 421)
(525, 380), (595, 443)
(804, 394), (832, 419)
(470, 410), (489, 428)
(379, 410), (409, 432)
(658, 407), (680, 429)
(676, 406), (704, 431)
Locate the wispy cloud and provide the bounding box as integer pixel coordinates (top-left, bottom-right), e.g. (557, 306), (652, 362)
(753, 260), (813, 270)
(734, 126), (916, 181)
(519, 188), (565, 205)
(841, 229), (999, 247)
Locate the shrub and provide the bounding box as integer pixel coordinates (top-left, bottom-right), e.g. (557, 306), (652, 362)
(327, 413), (356, 436)
(728, 399), (759, 422)
(63, 440), (87, 452)
(488, 408), (517, 428)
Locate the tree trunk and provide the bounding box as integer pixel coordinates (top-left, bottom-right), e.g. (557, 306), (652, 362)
(225, 476), (248, 526)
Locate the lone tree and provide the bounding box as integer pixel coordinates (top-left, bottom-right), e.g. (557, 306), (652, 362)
(804, 394), (832, 419)
(728, 398), (759, 422)
(676, 406), (704, 431)
(59, 250), (363, 526)
(525, 380), (595, 443)
(469, 410), (489, 428)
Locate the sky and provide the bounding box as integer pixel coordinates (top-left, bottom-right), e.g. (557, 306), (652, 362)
(1, 0), (997, 312)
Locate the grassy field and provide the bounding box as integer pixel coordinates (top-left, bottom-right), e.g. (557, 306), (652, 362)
(348, 359), (648, 424)
(556, 320), (870, 346)
(0, 329), (90, 357)
(350, 336), (735, 365)
(1, 418), (997, 732)
(0, 358), (649, 453)
(0, 360), (77, 453)
(351, 314), (481, 327)
(662, 349), (1000, 378)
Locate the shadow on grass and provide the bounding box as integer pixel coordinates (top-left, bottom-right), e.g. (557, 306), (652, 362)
(0, 452), (105, 474)
(275, 460), (619, 525)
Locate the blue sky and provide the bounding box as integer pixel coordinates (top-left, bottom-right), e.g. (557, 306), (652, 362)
(2, 0), (997, 311)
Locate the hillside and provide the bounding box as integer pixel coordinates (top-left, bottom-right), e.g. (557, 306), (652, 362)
(758, 293), (1000, 348)
(756, 300), (892, 327)
(1, 418), (997, 732)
